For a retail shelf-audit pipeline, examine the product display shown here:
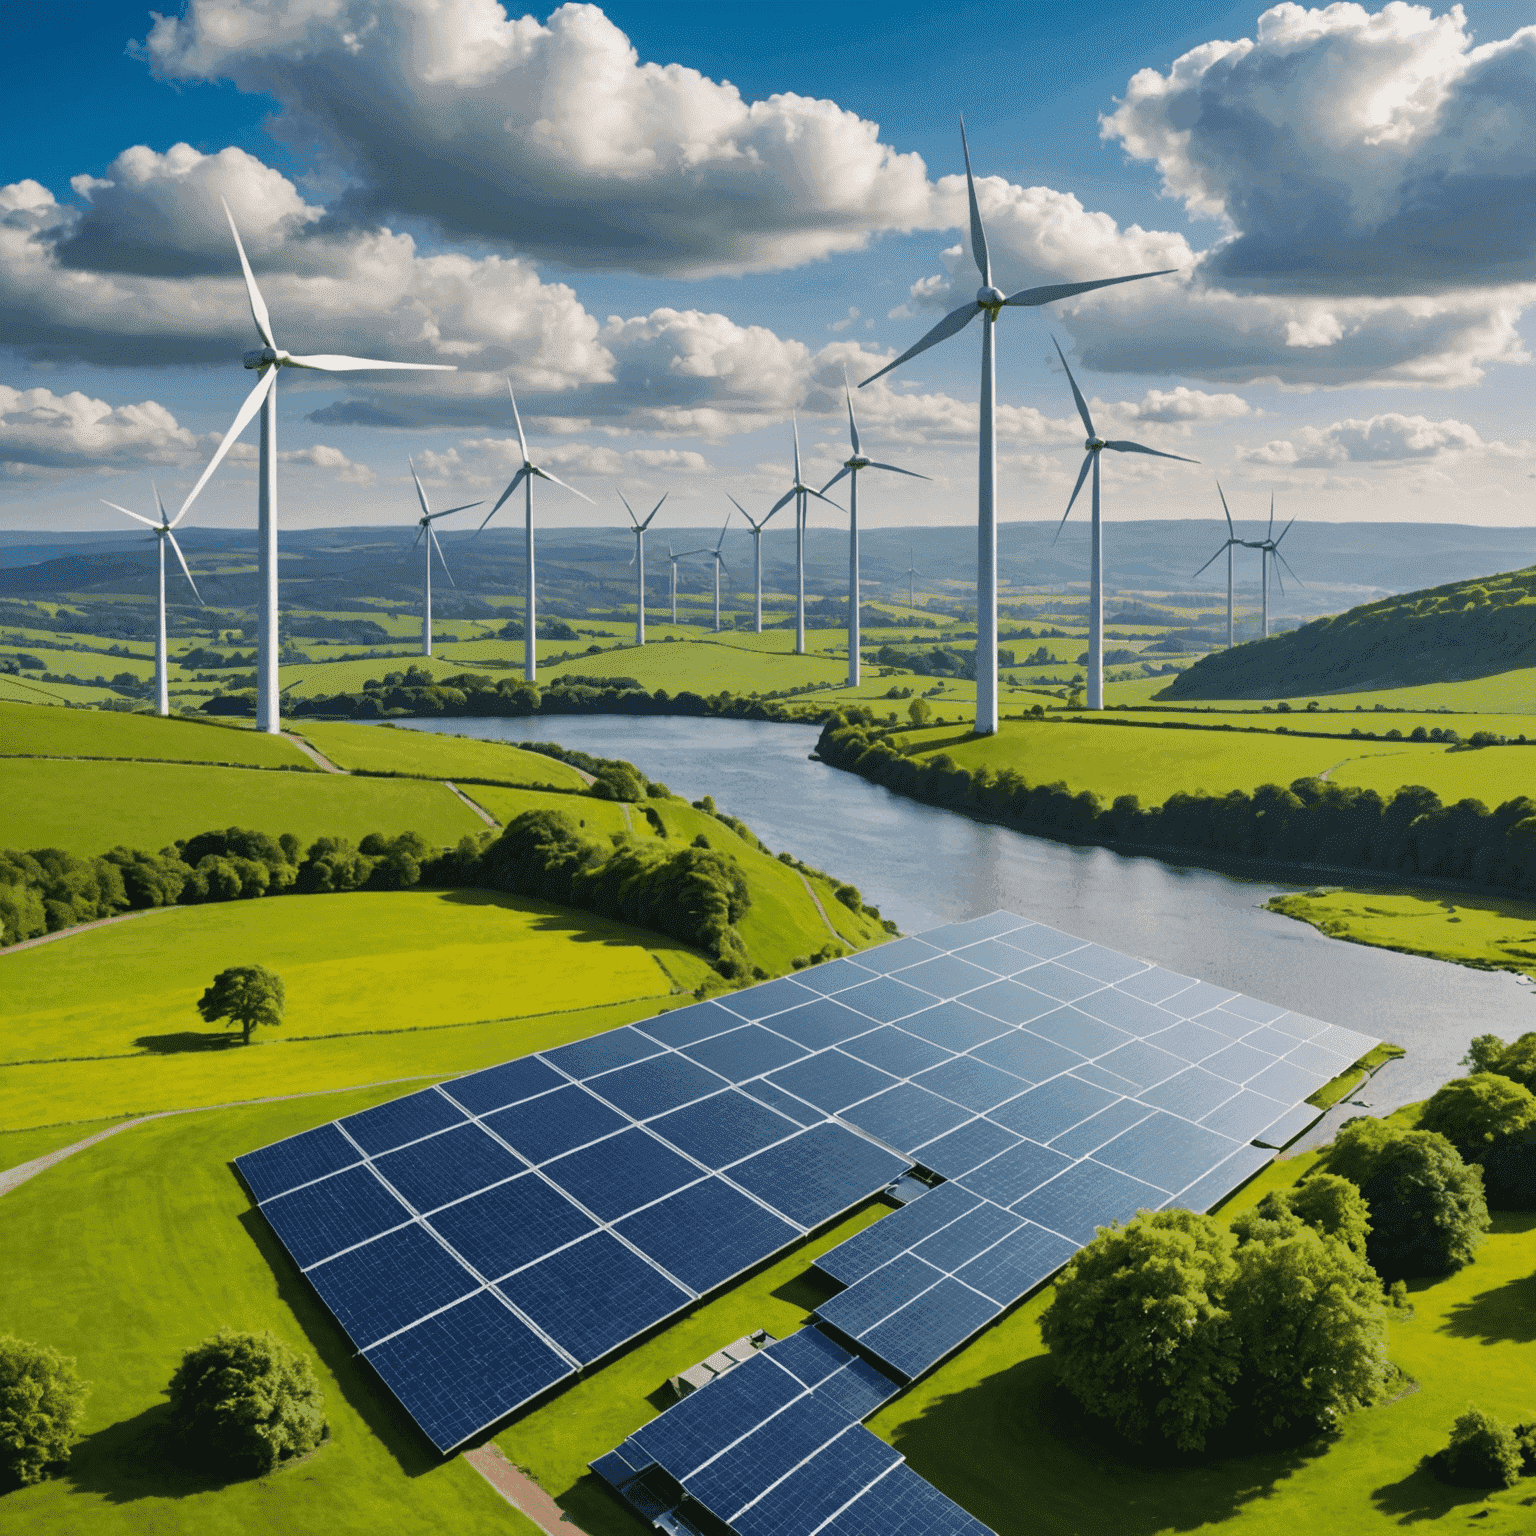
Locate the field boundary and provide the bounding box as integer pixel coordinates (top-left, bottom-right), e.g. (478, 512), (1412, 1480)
(0, 905), (172, 954)
(446, 780), (499, 827)
(797, 871), (841, 941)
(283, 732), (344, 773)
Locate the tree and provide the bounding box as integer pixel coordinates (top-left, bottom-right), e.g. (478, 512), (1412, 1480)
(1327, 1117), (1489, 1279)
(1040, 1208), (1240, 1452)
(1437, 1406), (1523, 1489)
(1463, 1031), (1536, 1093)
(0, 1335), (89, 1487)
(1418, 1074), (1536, 1208)
(906, 697), (932, 727)
(197, 966), (286, 1046)
(167, 1329), (326, 1476)
(1230, 1173), (1372, 1260)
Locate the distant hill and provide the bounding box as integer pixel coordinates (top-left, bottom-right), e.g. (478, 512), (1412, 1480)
(1157, 566), (1536, 699)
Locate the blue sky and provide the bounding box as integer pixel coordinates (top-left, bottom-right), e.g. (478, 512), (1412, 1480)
(3, 0), (1532, 535)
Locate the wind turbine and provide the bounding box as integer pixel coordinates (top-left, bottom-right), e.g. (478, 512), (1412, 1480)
(860, 117), (1175, 735)
(819, 376), (929, 688)
(1253, 495), (1302, 638)
(727, 495), (782, 633)
(619, 491), (666, 645)
(176, 200), (455, 734)
(1050, 338), (1197, 710)
(665, 543), (692, 625)
(101, 482), (203, 716)
(766, 416), (842, 656)
(1192, 484), (1257, 648)
(903, 547), (922, 610)
(408, 458), (481, 657)
(700, 519), (733, 632)
(476, 384), (595, 682)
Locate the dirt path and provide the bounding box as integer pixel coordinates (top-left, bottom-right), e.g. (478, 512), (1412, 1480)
(1, 905), (174, 955)
(797, 872), (843, 943)
(463, 1444), (592, 1534)
(1317, 748), (1409, 782)
(283, 732), (344, 773)
(446, 781), (499, 828)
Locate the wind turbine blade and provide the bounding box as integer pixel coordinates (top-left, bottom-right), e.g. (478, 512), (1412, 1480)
(617, 489), (639, 526)
(1276, 550), (1304, 588)
(806, 487), (845, 512)
(431, 500), (483, 519)
(792, 413), (803, 484)
(412, 524), (427, 551)
(507, 382), (531, 465)
(865, 461), (931, 480)
(1274, 515), (1296, 547)
(843, 371), (861, 456)
(767, 488), (797, 517)
(221, 197), (274, 349)
(1272, 557), (1286, 596)
(431, 525), (456, 587)
(283, 353), (454, 372)
(819, 466), (853, 497)
(727, 493), (753, 525)
(642, 492), (667, 528)
(859, 301), (979, 388)
(479, 466), (529, 530)
(958, 114), (991, 288)
(1050, 336), (1097, 440)
(1102, 440), (1200, 463)
(1052, 454), (1094, 543)
(165, 530), (203, 605)
(176, 364), (277, 522)
(101, 500), (158, 528)
(1217, 482), (1235, 539)
(1267, 492), (1275, 543)
(533, 467), (596, 505)
(409, 455), (432, 519)
(1192, 546), (1226, 580)
(1005, 269), (1175, 308)
(153, 481), (169, 526)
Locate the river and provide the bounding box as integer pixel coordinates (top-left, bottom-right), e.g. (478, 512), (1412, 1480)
(392, 714), (1534, 1128)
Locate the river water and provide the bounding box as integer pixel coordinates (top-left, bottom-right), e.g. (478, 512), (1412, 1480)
(394, 714), (1533, 1126)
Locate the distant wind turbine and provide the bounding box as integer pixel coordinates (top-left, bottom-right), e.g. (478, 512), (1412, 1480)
(861, 117), (1174, 735)
(665, 543), (692, 625)
(177, 199), (454, 734)
(700, 519), (733, 632)
(1253, 495), (1302, 638)
(766, 416), (841, 656)
(903, 547), (922, 610)
(619, 491), (666, 645)
(1192, 484), (1257, 649)
(101, 481), (203, 716)
(1050, 337), (1197, 710)
(408, 457), (480, 658)
(727, 495), (782, 633)
(819, 375), (928, 688)
(476, 384), (595, 682)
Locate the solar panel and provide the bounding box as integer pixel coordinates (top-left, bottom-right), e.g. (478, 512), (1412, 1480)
(966, 1028), (1082, 1085)
(340, 1087), (466, 1156)
(426, 1170), (597, 1281)
(767, 1052), (897, 1114)
(1168, 980), (1240, 1019)
(1000, 924), (1086, 961)
(237, 1122), (360, 1202)
(1006, 961), (1099, 1003)
(306, 1222), (479, 1347)
(1166, 1142), (1276, 1213)
(1060, 943), (1149, 985)
(858, 1277), (1001, 1379)
(954, 1220), (1077, 1306)
(373, 1122), (523, 1214)
(840, 1083), (973, 1153)
(1072, 987), (1178, 1034)
(443, 1055), (565, 1117)
(483, 1083), (628, 1164)
(858, 936), (943, 972)
(1012, 1159), (1167, 1243)
(899, 1001), (1012, 1052)
(1047, 1097), (1153, 1158)
(1137, 1066), (1241, 1123)
(720, 976), (820, 1020)
(1093, 1111), (1241, 1195)
(764, 1324), (855, 1388)
(912, 1117), (1022, 1179)
(837, 1024), (955, 1078)
(925, 912), (1027, 946)
(615, 1177), (799, 1294)
(737, 1079), (827, 1126)
(956, 1139), (1074, 1207)
(542, 1025), (661, 1079)
(894, 954), (999, 999)
(1268, 1010), (1328, 1041)
(834, 975), (939, 1023)
(652, 1089), (803, 1168)
(766, 997), (879, 1051)
(790, 957), (880, 995)
(1022, 1007), (1130, 1058)
(822, 1462), (994, 1536)
(1280, 1039), (1353, 1077)
(950, 936), (1033, 975)
(1221, 993), (1289, 1025)
(1093, 1040), (1188, 1092)
(986, 1074), (1118, 1141)
(964, 978), (1065, 1027)
(727, 1122), (908, 1230)
(1198, 1087), (1290, 1142)
(1143, 1018), (1231, 1065)
(911, 1201), (1021, 1271)
(541, 1127), (701, 1222)
(733, 1424), (903, 1536)
(1248, 1059), (1329, 1102)
(813, 1181), (981, 1286)
(816, 1252), (944, 1337)
(681, 1024), (811, 1080)
(1113, 965), (1198, 1005)
(914, 1054), (1040, 1112)
(637, 999), (747, 1047)
(815, 1353), (902, 1421)
(262, 1163), (412, 1267)
(586, 1053), (728, 1119)
(1255, 1102), (1322, 1149)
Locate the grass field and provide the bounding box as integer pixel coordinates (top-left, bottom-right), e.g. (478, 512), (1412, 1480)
(466, 783), (637, 837)
(294, 721), (588, 788)
(0, 674), (129, 706)
(0, 758), (482, 854)
(543, 637), (847, 692)
(0, 1115), (138, 1171)
(1149, 663), (1536, 717)
(1, 701), (313, 769)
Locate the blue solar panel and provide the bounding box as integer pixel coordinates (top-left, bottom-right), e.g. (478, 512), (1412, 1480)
(363, 1288), (572, 1452)
(858, 1276), (1001, 1380)
(426, 1171), (596, 1281)
(636, 999), (745, 1047)
(1071, 987), (1176, 1033)
(1201, 1042), (1278, 1085)
(1071, 1061), (1141, 1096)
(543, 1026), (662, 1079)
(894, 954), (998, 999)
(1243, 1023), (1310, 1056)
(1255, 1102), (1321, 1149)
(1114, 966), (1198, 1006)
(738, 1079), (827, 1126)
(722, 976), (821, 1020)
(498, 1231), (691, 1363)
(957, 1139), (1074, 1207)
(586, 1053), (727, 1120)
(814, 1181), (980, 1285)
(1000, 924), (1086, 962)
(1166, 1142), (1275, 1213)
(1167, 980), (1240, 1019)
(835, 975), (939, 1023)
(814, 1355), (902, 1421)
(728, 1122), (908, 1230)
(955, 1220), (1077, 1305)
(1143, 1019), (1231, 1065)
(912, 1117), (1021, 1179)
(682, 1024), (810, 1080)
(484, 1083), (627, 1165)
(792, 957), (881, 995)
(965, 1029), (1082, 1086)
(817, 1252), (944, 1337)
(986, 1074), (1118, 1141)
(1022, 1007), (1131, 1058)
(912, 1202), (1021, 1272)
(374, 1122), (523, 1214)
(841, 1084), (972, 1153)
(1248, 1059), (1328, 1102)
(1138, 1066), (1241, 1122)
(734, 1425), (903, 1536)
(858, 936), (943, 973)
(1283, 1039), (1354, 1077)
(615, 1177), (799, 1294)
(262, 1163), (411, 1268)
(912, 1054), (1029, 1112)
(767, 997), (881, 1051)
(899, 1001), (1011, 1053)
(306, 1222), (479, 1347)
(767, 1051), (897, 1114)
(952, 936), (1032, 975)
(652, 1089), (802, 1168)
(1012, 1159), (1166, 1243)
(764, 1325), (855, 1388)
(963, 979), (1065, 1027)
(1093, 1040), (1188, 1091)
(1060, 943), (1148, 985)
(237, 1122), (360, 1202)
(823, 1462), (994, 1536)
(837, 1024), (954, 1078)
(443, 1055), (565, 1117)
(925, 912), (1026, 946)
(1199, 1087), (1291, 1142)
(541, 1128), (701, 1222)
(1010, 961), (1101, 1003)
(1048, 1097), (1152, 1158)
(1223, 993), (1289, 1025)
(340, 1087), (466, 1156)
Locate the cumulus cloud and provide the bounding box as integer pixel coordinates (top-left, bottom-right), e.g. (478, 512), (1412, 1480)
(142, 0), (934, 277)
(0, 383), (197, 476)
(1237, 411), (1521, 467)
(1126, 386), (1252, 423)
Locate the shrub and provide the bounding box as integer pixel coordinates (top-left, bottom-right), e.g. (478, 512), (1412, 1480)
(167, 1329), (326, 1476)
(1464, 1031), (1536, 1094)
(1437, 1405), (1523, 1489)
(0, 1335), (89, 1487)
(1418, 1074), (1536, 1208)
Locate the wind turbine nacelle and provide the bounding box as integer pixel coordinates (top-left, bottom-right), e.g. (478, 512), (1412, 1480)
(244, 347), (286, 369)
(976, 285), (1005, 307)
(1086, 438), (1106, 451)
(847, 455), (870, 470)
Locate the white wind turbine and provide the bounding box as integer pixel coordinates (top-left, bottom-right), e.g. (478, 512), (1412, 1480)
(766, 416), (842, 656)
(1192, 484), (1258, 648)
(903, 547), (922, 610)
(699, 519), (733, 632)
(408, 458), (481, 657)
(1253, 495), (1302, 639)
(619, 491), (666, 645)
(1050, 337), (1198, 710)
(861, 117), (1174, 734)
(177, 200), (455, 734)
(726, 495), (785, 634)
(476, 384), (595, 682)
(819, 376), (929, 688)
(664, 543), (693, 625)
(101, 481), (203, 717)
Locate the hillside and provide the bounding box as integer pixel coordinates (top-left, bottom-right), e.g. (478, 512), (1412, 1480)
(1158, 564), (1536, 699)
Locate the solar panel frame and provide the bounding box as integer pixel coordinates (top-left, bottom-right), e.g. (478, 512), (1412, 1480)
(235, 1121), (361, 1202)
(441, 1055), (566, 1118)
(262, 1162), (415, 1268)
(339, 1086), (467, 1157)
(680, 1024), (812, 1081)
(541, 1025), (666, 1079)
(425, 1169), (598, 1282)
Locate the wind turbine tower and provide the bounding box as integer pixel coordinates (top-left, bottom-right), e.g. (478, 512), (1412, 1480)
(408, 458), (480, 657)
(1254, 496), (1301, 638)
(861, 118), (1174, 735)
(904, 548), (921, 610)
(701, 520), (732, 632)
(101, 482), (204, 716)
(767, 416), (840, 655)
(620, 491), (666, 645)
(727, 495), (780, 633)
(1193, 484), (1256, 648)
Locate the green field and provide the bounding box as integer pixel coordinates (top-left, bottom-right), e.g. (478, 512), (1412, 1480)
(544, 636), (848, 692)
(0, 758), (482, 854)
(1, 701), (312, 768)
(294, 721), (588, 787)
(1152, 662), (1536, 717)
(0, 674), (129, 706)
(466, 783), (636, 836)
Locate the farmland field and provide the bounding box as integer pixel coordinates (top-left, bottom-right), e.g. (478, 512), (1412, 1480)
(0, 700), (312, 768)
(295, 720), (588, 787)
(0, 674), (129, 706)
(543, 637), (847, 692)
(465, 783), (636, 836)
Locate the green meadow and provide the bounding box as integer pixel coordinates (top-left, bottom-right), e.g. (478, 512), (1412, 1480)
(294, 720), (589, 787)
(0, 701), (312, 768)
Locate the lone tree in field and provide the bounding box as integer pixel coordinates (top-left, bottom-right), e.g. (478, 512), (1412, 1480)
(167, 1329), (325, 1476)
(0, 1335), (90, 1488)
(1418, 1073), (1536, 1209)
(197, 965), (286, 1046)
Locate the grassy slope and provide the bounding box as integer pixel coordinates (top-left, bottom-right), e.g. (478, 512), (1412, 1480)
(0, 758), (482, 854)
(294, 721), (588, 788)
(543, 637), (846, 692)
(1, 700), (311, 768)
(0, 1116), (137, 1170)
(0, 1090), (536, 1536)
(467, 784), (636, 837)
(1328, 744), (1536, 806)
(0, 674), (149, 706)
(1134, 668), (1536, 716)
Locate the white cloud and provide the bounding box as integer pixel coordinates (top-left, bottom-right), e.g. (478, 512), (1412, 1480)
(1126, 386), (1252, 423)
(1237, 411), (1525, 468)
(0, 384), (197, 476)
(280, 444), (377, 483)
(415, 437), (709, 486)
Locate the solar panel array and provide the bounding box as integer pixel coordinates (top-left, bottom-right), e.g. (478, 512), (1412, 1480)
(237, 909), (1375, 1458)
(594, 1325), (993, 1536)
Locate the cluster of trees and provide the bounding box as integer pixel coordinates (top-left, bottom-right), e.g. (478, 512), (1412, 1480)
(1436, 1406), (1536, 1489)
(817, 712), (1536, 897)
